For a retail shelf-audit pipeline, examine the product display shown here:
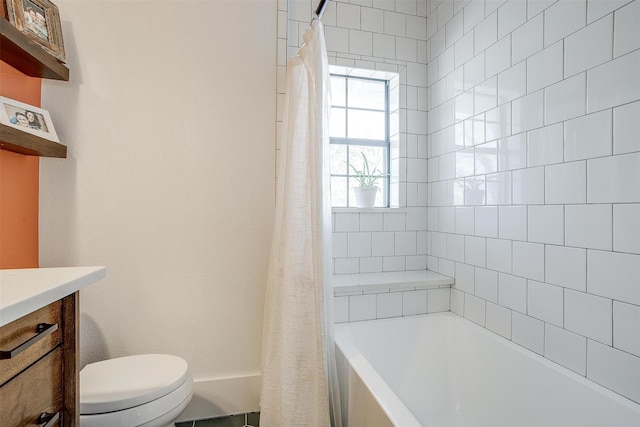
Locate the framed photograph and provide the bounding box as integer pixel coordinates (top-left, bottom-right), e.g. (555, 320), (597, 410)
(6, 0), (66, 63)
(0, 96), (59, 143)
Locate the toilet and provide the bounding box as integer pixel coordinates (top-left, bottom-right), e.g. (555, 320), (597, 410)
(79, 354), (193, 427)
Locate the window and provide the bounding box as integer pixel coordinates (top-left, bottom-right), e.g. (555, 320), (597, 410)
(329, 73), (390, 207)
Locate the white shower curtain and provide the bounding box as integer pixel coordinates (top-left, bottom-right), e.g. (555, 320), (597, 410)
(260, 19), (341, 427)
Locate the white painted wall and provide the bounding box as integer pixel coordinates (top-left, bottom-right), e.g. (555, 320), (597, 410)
(39, 0), (276, 416)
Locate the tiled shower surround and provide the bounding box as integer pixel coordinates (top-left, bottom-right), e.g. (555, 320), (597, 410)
(282, 0), (640, 405)
(425, 0), (639, 404)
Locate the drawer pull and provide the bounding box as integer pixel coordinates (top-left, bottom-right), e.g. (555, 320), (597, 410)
(0, 323), (58, 359)
(37, 412), (60, 426)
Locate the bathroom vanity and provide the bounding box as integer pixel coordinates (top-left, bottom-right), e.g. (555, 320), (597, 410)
(0, 267), (106, 426)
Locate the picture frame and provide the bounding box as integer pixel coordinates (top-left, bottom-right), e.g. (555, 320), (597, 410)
(0, 96), (60, 143)
(6, 0), (66, 63)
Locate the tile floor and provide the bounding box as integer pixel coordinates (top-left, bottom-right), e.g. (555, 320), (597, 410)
(176, 412), (259, 427)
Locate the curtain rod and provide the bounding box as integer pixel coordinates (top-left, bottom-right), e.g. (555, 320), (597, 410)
(315, 0), (329, 18)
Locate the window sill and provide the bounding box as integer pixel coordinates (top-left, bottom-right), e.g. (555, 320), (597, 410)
(332, 270), (454, 296)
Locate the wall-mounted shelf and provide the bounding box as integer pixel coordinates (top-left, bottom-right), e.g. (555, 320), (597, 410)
(0, 123), (67, 157)
(0, 18), (69, 157)
(0, 18), (69, 81)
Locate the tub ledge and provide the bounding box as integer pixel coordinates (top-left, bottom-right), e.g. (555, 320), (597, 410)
(332, 270), (453, 296)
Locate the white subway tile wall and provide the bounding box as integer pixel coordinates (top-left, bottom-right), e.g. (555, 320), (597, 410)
(425, 0), (640, 404)
(512, 311), (545, 354)
(587, 340), (640, 404)
(485, 300), (512, 338)
(544, 323), (587, 375)
(284, 0), (640, 405)
(334, 285), (451, 321)
(286, 0), (430, 276)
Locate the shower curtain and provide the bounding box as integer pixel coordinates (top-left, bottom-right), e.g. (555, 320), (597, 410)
(260, 19), (341, 427)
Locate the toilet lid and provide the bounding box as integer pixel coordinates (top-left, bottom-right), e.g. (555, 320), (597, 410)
(80, 354), (190, 415)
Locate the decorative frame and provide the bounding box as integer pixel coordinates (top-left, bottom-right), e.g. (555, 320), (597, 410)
(0, 96), (59, 143)
(6, 0), (66, 62)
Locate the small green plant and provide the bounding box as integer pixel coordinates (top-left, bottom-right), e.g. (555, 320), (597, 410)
(347, 153), (387, 188)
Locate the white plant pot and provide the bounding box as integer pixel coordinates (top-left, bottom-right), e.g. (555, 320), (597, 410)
(354, 186), (378, 208)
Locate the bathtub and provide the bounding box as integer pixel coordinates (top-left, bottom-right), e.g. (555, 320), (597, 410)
(334, 312), (640, 426)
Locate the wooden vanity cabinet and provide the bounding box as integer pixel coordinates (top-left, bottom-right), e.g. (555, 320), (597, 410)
(0, 293), (79, 426)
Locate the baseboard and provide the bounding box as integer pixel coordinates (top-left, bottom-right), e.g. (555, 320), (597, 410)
(175, 374), (261, 422)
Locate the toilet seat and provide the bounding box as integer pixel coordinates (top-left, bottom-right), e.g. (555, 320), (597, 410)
(80, 354), (193, 427)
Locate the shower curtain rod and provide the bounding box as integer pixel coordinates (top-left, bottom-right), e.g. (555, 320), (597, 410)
(315, 0), (329, 18)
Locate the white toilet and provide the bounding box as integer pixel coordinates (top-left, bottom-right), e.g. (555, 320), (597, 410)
(79, 354), (193, 427)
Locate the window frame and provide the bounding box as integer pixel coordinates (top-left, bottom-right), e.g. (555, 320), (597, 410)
(329, 73), (391, 208)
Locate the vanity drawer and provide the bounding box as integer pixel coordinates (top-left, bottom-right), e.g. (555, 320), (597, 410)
(0, 347), (63, 426)
(0, 300), (63, 385)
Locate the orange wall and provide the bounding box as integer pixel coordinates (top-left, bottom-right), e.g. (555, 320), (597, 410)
(0, 61), (40, 268)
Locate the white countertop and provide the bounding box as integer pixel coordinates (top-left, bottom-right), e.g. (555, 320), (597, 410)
(332, 270), (454, 296)
(0, 266), (106, 327)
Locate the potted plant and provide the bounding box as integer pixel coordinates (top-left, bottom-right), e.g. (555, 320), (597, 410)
(348, 153), (386, 208)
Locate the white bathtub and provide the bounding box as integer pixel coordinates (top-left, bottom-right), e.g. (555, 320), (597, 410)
(334, 312), (640, 427)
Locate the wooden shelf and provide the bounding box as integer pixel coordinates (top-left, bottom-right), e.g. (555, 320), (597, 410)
(0, 123), (67, 157)
(0, 17), (69, 81)
(0, 18), (68, 157)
